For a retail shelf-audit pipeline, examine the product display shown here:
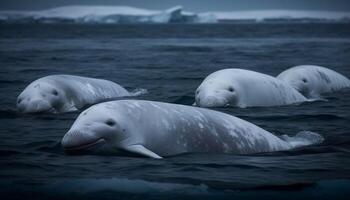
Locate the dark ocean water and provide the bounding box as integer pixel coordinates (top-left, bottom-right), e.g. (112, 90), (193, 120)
(0, 23), (350, 199)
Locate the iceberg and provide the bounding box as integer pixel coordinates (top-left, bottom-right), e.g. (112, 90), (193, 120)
(0, 5), (204, 24)
(0, 6), (349, 24)
(201, 10), (350, 22)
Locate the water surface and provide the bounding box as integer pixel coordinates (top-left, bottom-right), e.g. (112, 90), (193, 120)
(0, 23), (350, 199)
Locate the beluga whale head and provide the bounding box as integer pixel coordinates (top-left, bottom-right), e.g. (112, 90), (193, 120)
(195, 71), (239, 107)
(17, 80), (65, 113)
(61, 103), (130, 153)
(277, 66), (315, 98)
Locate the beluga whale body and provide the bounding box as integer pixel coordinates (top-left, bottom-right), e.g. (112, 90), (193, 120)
(61, 100), (323, 158)
(17, 75), (133, 113)
(195, 68), (307, 108)
(277, 65), (350, 99)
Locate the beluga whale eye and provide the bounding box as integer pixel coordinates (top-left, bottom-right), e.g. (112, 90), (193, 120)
(228, 87), (235, 92)
(105, 119), (116, 126)
(52, 90), (58, 96)
(302, 78), (307, 83)
(17, 98), (22, 104)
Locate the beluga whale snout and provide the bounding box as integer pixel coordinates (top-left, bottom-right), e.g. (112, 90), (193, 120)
(61, 100), (324, 158)
(62, 130), (106, 152)
(195, 94), (232, 107)
(17, 98), (52, 113)
(61, 104), (128, 153)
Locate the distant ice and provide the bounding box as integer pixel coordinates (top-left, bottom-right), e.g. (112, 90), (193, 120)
(0, 5), (349, 24)
(202, 10), (350, 22)
(0, 5), (205, 24)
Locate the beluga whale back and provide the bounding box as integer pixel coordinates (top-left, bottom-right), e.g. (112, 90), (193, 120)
(17, 75), (133, 113)
(61, 100), (324, 158)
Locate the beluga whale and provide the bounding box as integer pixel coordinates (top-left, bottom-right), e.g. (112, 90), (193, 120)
(277, 65), (350, 99)
(17, 75), (139, 113)
(195, 68), (307, 108)
(61, 100), (324, 158)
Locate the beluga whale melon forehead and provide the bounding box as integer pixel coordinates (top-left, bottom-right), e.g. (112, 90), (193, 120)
(277, 65), (350, 99)
(17, 75), (134, 114)
(62, 100), (324, 158)
(195, 68), (307, 108)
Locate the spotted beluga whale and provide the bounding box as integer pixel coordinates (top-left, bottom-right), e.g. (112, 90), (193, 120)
(61, 100), (324, 158)
(195, 68), (307, 108)
(277, 65), (350, 99)
(17, 75), (140, 113)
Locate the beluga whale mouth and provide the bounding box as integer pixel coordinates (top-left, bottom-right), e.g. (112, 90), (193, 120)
(61, 129), (107, 153)
(17, 98), (54, 114)
(63, 138), (106, 152)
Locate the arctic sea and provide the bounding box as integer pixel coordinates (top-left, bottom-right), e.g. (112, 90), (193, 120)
(0, 23), (350, 199)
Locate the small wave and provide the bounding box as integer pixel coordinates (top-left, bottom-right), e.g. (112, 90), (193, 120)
(281, 131), (324, 148)
(258, 145), (350, 156)
(46, 178), (210, 195)
(305, 97), (328, 102)
(22, 140), (57, 149)
(153, 45), (214, 52)
(173, 162), (263, 170)
(130, 88), (148, 96)
(174, 166), (207, 172)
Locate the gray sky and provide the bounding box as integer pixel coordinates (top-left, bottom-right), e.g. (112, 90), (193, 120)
(0, 0), (349, 12)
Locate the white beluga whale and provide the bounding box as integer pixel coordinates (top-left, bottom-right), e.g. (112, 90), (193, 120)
(17, 75), (137, 113)
(61, 100), (324, 158)
(195, 68), (307, 108)
(277, 65), (350, 99)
